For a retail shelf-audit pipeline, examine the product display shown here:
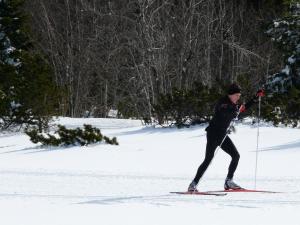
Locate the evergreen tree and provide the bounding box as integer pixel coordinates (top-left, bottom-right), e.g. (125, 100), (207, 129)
(266, 1), (300, 91)
(0, 0), (61, 130)
(152, 83), (222, 128)
(264, 1), (300, 126)
(0, 0), (29, 66)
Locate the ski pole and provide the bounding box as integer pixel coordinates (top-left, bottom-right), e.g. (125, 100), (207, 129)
(254, 96), (261, 189)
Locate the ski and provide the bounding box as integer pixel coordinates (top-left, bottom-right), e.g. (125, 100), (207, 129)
(208, 188), (281, 194)
(170, 191), (227, 196)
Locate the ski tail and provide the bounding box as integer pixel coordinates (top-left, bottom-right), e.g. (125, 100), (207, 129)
(170, 191), (227, 196)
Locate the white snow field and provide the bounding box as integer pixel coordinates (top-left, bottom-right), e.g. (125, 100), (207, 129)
(0, 117), (300, 225)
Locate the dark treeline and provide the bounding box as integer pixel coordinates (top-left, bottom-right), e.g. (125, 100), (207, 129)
(25, 0), (285, 118)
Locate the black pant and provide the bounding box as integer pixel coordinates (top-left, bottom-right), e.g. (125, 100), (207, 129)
(193, 131), (240, 184)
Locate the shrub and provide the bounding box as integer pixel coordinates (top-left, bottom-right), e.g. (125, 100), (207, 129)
(26, 124), (119, 146)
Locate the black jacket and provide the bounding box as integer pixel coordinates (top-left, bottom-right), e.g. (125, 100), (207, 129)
(205, 96), (256, 135)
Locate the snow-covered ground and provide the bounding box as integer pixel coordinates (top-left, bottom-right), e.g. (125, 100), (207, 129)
(0, 118), (300, 225)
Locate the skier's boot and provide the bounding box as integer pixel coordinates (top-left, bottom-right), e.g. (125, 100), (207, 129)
(188, 181), (198, 192)
(224, 178), (242, 190)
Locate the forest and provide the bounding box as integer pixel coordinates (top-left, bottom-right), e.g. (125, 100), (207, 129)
(0, 0), (299, 129)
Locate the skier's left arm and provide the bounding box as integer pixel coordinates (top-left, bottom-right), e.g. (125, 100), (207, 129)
(239, 89), (265, 113)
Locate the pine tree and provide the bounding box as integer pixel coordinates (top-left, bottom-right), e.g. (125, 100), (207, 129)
(0, 0), (29, 66)
(0, 0), (61, 130)
(263, 1), (300, 126)
(265, 1), (300, 92)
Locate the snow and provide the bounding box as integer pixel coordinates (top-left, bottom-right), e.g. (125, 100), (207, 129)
(288, 55), (296, 64)
(0, 32), (5, 39)
(5, 46), (15, 54)
(282, 65), (290, 75)
(0, 118), (300, 225)
(10, 100), (21, 109)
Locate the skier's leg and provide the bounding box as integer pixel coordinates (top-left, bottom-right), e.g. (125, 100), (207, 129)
(221, 136), (240, 179)
(192, 133), (218, 184)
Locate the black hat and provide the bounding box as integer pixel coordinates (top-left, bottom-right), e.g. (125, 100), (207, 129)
(227, 83), (241, 95)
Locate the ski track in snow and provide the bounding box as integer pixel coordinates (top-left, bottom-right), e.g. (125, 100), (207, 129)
(1, 169), (300, 207)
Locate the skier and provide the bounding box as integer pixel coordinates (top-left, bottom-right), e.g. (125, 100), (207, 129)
(188, 83), (265, 192)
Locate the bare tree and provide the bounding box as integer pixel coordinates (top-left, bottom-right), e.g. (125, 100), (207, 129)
(25, 0), (284, 118)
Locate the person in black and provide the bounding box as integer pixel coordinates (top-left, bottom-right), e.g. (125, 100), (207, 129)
(188, 83), (265, 191)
